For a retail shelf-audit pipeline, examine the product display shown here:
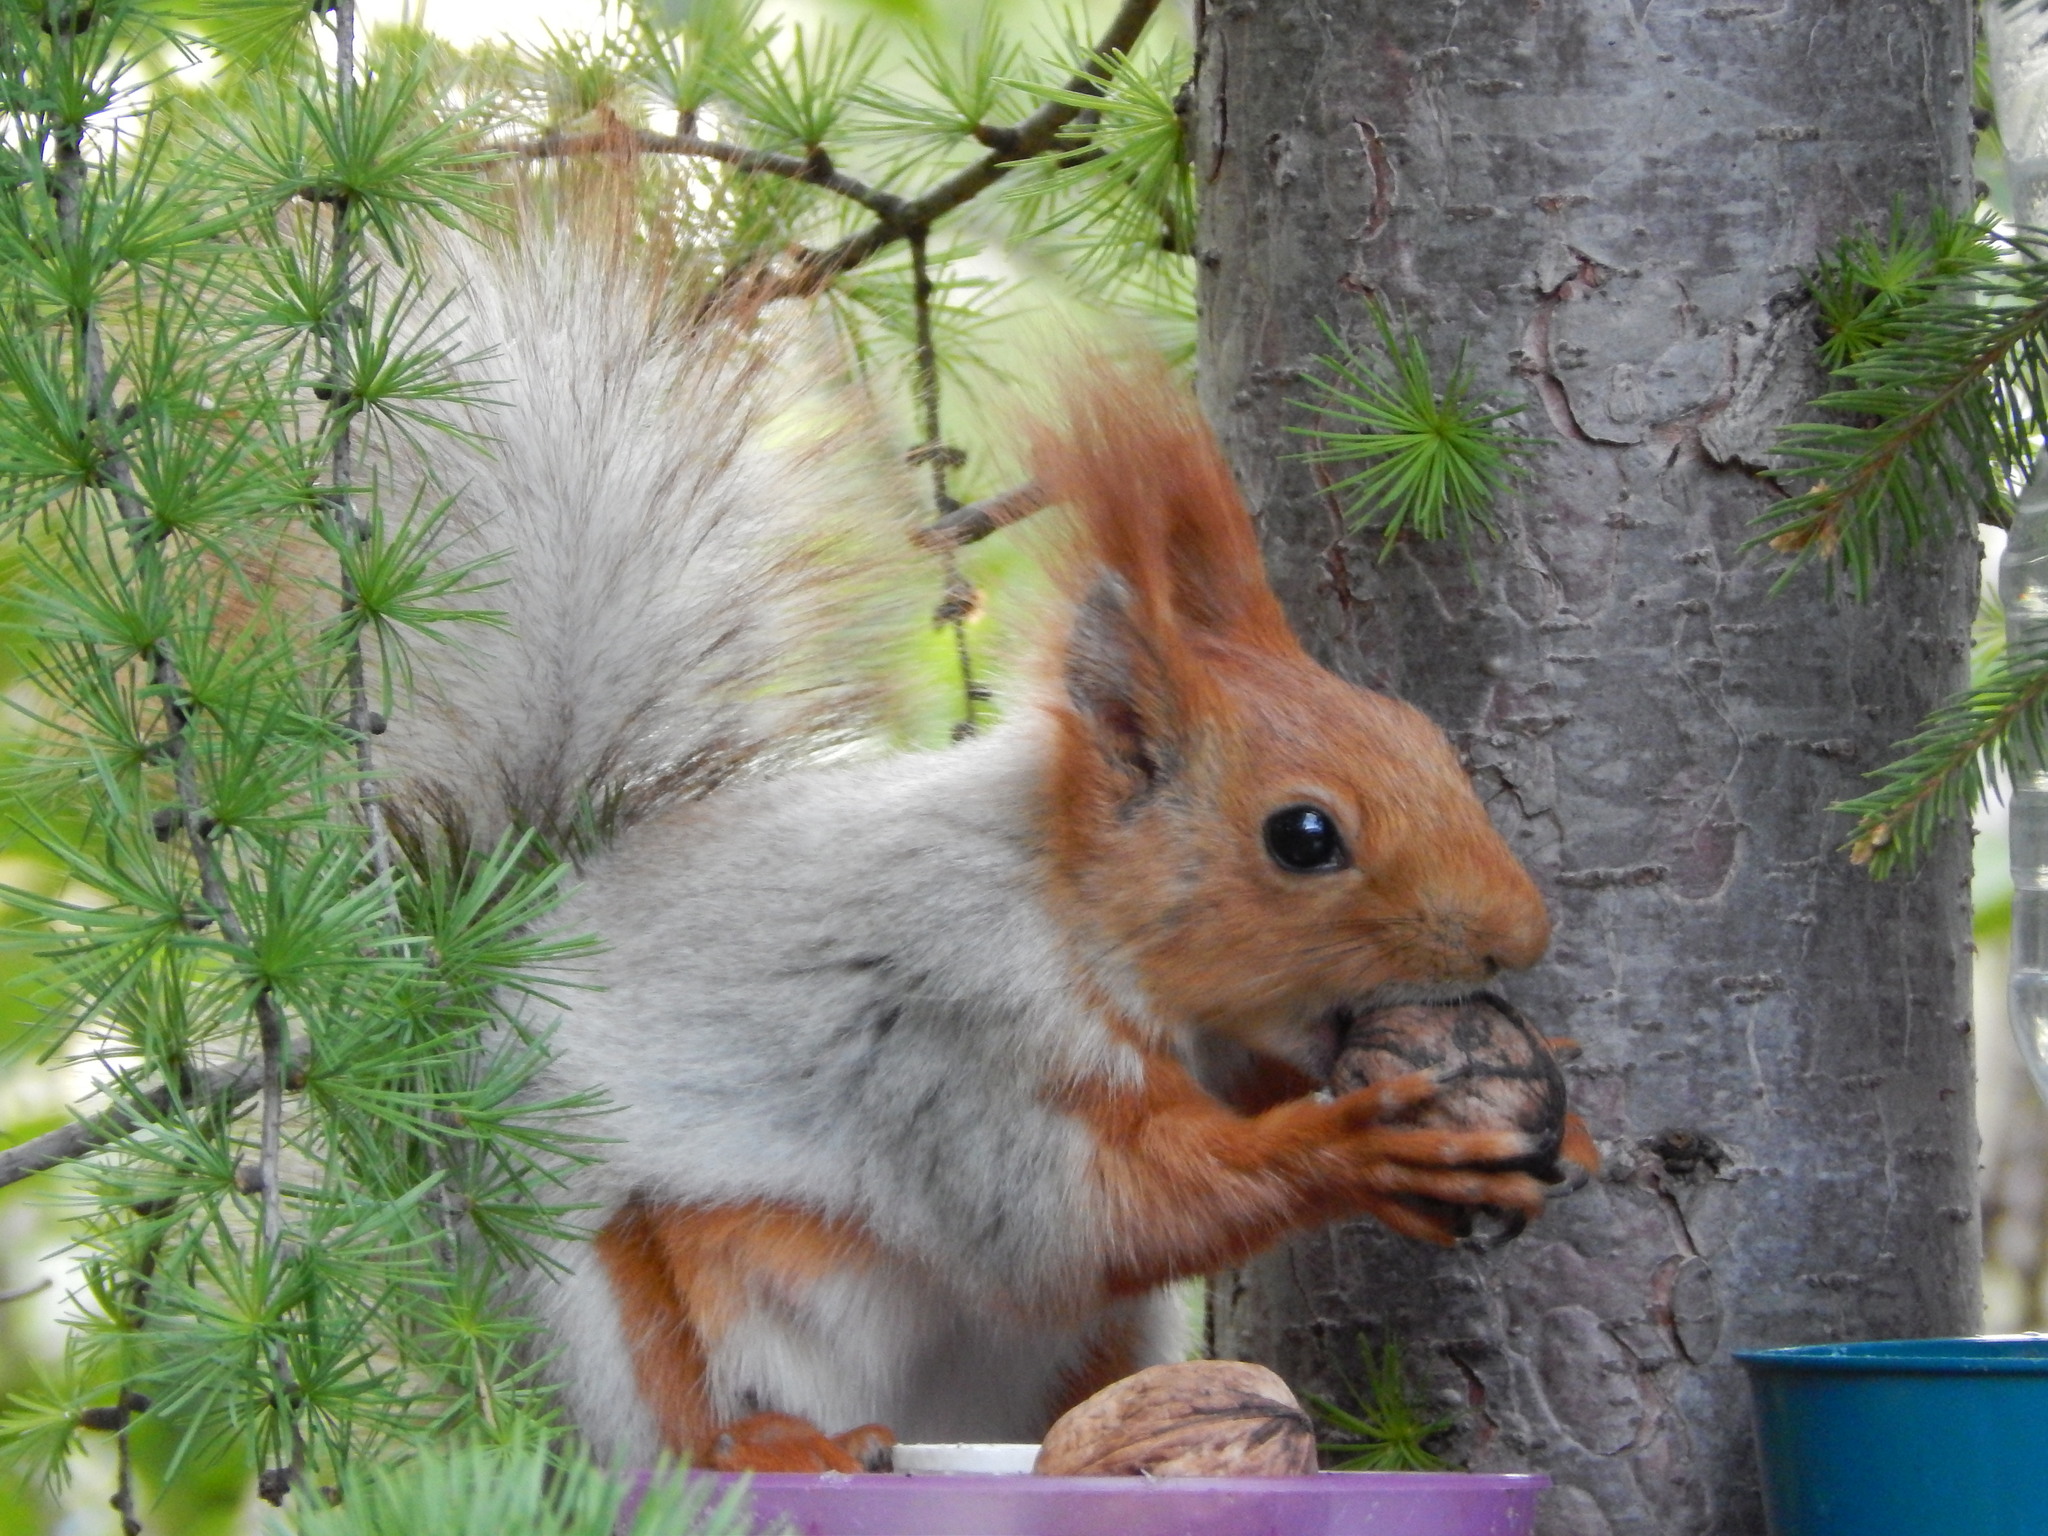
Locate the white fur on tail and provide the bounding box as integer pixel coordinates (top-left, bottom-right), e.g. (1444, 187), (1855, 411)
(376, 218), (920, 853)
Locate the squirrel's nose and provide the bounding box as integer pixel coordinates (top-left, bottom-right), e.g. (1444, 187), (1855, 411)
(1477, 870), (1550, 973)
(1484, 902), (1550, 973)
(1436, 850), (1549, 976)
(1421, 813), (1551, 979)
(1427, 887), (1548, 980)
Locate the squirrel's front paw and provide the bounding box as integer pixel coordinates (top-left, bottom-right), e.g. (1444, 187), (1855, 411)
(1325, 1074), (1555, 1171)
(1311, 1075), (1554, 1246)
(1332, 996), (1571, 1172)
(1315, 995), (1599, 1247)
(704, 1412), (896, 1473)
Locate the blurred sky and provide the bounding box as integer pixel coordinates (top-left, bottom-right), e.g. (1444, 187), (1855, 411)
(355, 0), (970, 47)
(362, 0), (608, 46)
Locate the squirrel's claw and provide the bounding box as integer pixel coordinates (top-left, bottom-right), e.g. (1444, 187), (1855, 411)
(1547, 1112), (1600, 1193)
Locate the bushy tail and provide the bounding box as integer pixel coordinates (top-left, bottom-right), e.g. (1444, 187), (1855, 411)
(374, 214), (921, 856)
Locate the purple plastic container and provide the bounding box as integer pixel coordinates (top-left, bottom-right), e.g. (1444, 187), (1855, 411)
(697, 1470), (1547, 1536)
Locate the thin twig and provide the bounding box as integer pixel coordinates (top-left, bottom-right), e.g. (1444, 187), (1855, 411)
(151, 693), (310, 1501)
(235, 4), (386, 1503)
(110, 1245), (161, 1536)
(111, 1407), (142, 1536)
(329, 9), (469, 1292)
(0, 1057), (270, 1190)
(913, 481), (1048, 550)
(75, 1385), (152, 1536)
(511, 119), (912, 227)
(507, 0), (1162, 299)
(324, 0), (395, 890)
(905, 226), (982, 738)
(908, 229), (954, 516)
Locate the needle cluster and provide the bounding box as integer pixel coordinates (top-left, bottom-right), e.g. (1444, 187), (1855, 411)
(0, 0), (603, 1511)
(1290, 304), (1539, 560)
(1303, 1338), (1456, 1473)
(1756, 210), (2048, 873)
(1755, 209), (2029, 592)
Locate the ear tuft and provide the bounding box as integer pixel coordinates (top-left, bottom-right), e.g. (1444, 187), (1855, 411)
(1032, 366), (1299, 657)
(1064, 575), (1177, 798)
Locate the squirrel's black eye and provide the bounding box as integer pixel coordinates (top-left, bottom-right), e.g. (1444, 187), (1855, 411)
(1263, 804), (1349, 873)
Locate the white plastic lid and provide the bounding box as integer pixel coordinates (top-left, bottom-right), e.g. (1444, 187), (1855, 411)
(889, 1443), (1041, 1475)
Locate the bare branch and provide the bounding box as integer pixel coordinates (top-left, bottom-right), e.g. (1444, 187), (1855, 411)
(502, 0), (1163, 296)
(784, 0), (1163, 293)
(510, 119), (914, 226)
(903, 226), (982, 737)
(113, 1422), (142, 1536)
(914, 481), (1049, 551)
(0, 1058), (269, 1190)
(908, 231), (952, 514)
(322, 0), (397, 895)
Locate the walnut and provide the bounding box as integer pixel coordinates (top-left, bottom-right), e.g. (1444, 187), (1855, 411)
(1033, 1360), (1318, 1477)
(1333, 993), (1577, 1246)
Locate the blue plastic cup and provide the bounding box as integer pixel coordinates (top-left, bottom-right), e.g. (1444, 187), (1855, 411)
(1737, 1336), (2048, 1536)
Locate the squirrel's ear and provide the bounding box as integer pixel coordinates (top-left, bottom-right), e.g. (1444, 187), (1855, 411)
(1034, 365), (1299, 659)
(1063, 574), (1185, 797)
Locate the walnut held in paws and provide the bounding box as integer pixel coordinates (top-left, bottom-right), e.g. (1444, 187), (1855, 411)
(1333, 993), (1576, 1246)
(1033, 1360), (1319, 1477)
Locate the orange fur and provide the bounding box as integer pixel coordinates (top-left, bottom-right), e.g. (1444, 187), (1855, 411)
(596, 1201), (889, 1463)
(1033, 373), (1547, 1065)
(593, 1204), (716, 1453)
(1203, 1050), (1324, 1117)
(702, 1414), (894, 1473)
(1558, 1113), (1601, 1184)
(1024, 372), (1556, 1290)
(1053, 1040), (1548, 1297)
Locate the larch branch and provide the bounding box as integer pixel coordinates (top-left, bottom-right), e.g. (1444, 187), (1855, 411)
(0, 1057), (269, 1190)
(914, 481), (1049, 550)
(785, 0), (1162, 293)
(505, 0), (1162, 295)
(511, 122), (913, 226)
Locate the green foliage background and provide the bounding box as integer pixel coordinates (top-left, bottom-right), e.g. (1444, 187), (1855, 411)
(2, 0), (2037, 1530)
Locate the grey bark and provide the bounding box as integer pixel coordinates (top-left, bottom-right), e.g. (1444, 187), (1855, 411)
(1193, 5), (1981, 1534)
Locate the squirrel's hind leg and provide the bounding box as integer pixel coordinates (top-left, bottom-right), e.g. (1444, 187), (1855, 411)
(590, 1198), (1185, 1461)
(594, 1198), (907, 1466)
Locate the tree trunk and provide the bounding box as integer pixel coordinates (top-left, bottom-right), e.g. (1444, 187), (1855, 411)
(1192, 5), (1980, 1534)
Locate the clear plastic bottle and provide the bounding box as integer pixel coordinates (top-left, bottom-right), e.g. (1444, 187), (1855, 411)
(1985, 7), (2048, 1100)
(2003, 459), (2048, 1100)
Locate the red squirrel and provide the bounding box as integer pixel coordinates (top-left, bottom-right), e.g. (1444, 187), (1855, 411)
(378, 219), (1589, 1473)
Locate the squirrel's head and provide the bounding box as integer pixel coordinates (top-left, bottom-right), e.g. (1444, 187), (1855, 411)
(1034, 372), (1547, 1078)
